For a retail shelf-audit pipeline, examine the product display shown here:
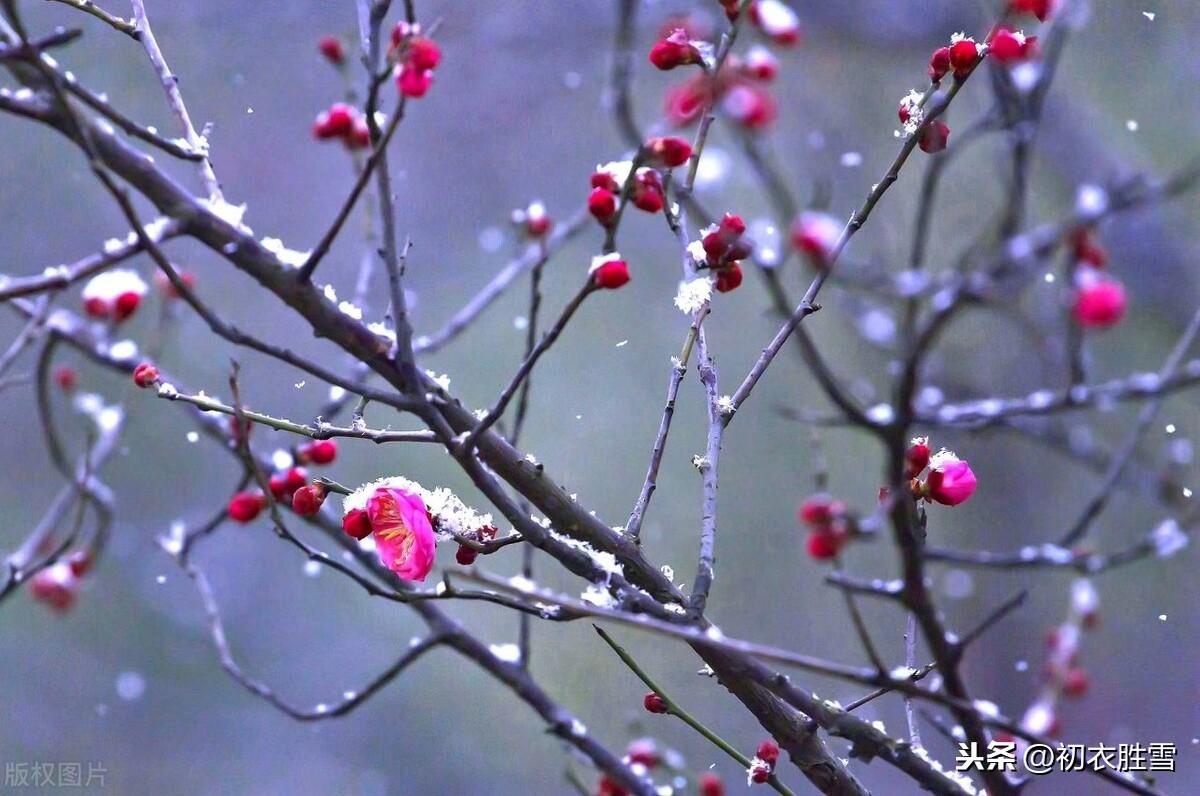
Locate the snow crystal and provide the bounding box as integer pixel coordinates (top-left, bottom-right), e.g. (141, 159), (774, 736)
(489, 643), (521, 663)
(1151, 518), (1187, 559)
(674, 277), (712, 314)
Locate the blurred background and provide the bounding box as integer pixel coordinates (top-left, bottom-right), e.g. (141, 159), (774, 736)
(1, 1), (1198, 793)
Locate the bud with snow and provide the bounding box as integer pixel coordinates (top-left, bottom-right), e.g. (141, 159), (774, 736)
(790, 211), (841, 266)
(591, 253), (631, 290)
(649, 28), (704, 70)
(82, 269), (148, 322)
(924, 449), (978, 506)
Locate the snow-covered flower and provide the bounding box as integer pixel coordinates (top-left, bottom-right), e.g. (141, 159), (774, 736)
(365, 486), (436, 581)
(674, 277), (713, 314)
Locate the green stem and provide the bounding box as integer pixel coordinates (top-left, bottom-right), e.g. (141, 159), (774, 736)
(594, 626), (795, 796)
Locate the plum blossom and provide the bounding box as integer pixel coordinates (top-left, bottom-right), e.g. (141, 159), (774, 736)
(366, 487), (436, 580)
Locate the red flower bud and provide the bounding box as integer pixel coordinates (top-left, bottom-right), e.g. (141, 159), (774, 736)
(455, 544), (479, 566)
(721, 84), (777, 130)
(626, 739), (659, 768)
(347, 117), (372, 150)
(597, 776), (630, 796)
(588, 187), (618, 225)
(756, 740), (780, 767)
(928, 46), (951, 81)
(54, 366), (77, 392)
(926, 451), (977, 506)
(318, 35), (344, 65)
(748, 760), (772, 784)
(1010, 0), (1054, 21)
(84, 296), (109, 319)
(406, 37), (442, 71)
(113, 291), (141, 322)
(988, 28), (1027, 65)
(1062, 667), (1090, 698)
(30, 565), (77, 612)
(949, 39), (980, 77)
(805, 528), (844, 560)
(307, 439), (338, 465)
(905, 436), (931, 478)
(714, 263), (743, 293)
(791, 211), (841, 265)
(291, 483), (327, 516)
(719, 212), (746, 239)
(228, 490), (266, 524)
(67, 550), (92, 578)
(397, 65), (434, 98)
(798, 493), (843, 527)
(325, 103), (355, 137)
(698, 773), (725, 796)
(154, 268), (196, 298)
(1073, 276), (1126, 329)
(749, 0), (802, 46)
(664, 78), (710, 127)
(649, 29), (702, 70)
(592, 258), (631, 290)
(643, 691), (668, 714)
(646, 136), (693, 168)
(590, 171), (621, 193)
(744, 46), (779, 81)
(342, 508), (372, 540)
(918, 120), (950, 153)
(268, 474), (289, 502)
(631, 170), (664, 214)
(132, 362), (159, 388)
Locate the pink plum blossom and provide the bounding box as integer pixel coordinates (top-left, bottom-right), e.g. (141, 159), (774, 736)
(367, 487), (436, 581)
(926, 450), (978, 506)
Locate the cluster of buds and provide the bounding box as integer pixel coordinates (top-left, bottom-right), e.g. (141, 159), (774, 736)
(898, 89), (951, 153)
(82, 269), (148, 323)
(798, 494), (855, 560)
(906, 437), (978, 506)
(590, 253), (631, 290)
(1010, 0), (1055, 21)
(317, 35), (344, 66)
(511, 200), (552, 238)
(588, 161), (666, 226)
(657, 19), (780, 131)
(692, 212), (751, 293)
(1020, 580), (1099, 740)
(747, 740), (780, 784)
(341, 476), (494, 580)
(1068, 229), (1126, 329)
(391, 23), (442, 98)
(29, 552), (91, 612)
(312, 103), (371, 150)
(928, 33), (984, 83)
